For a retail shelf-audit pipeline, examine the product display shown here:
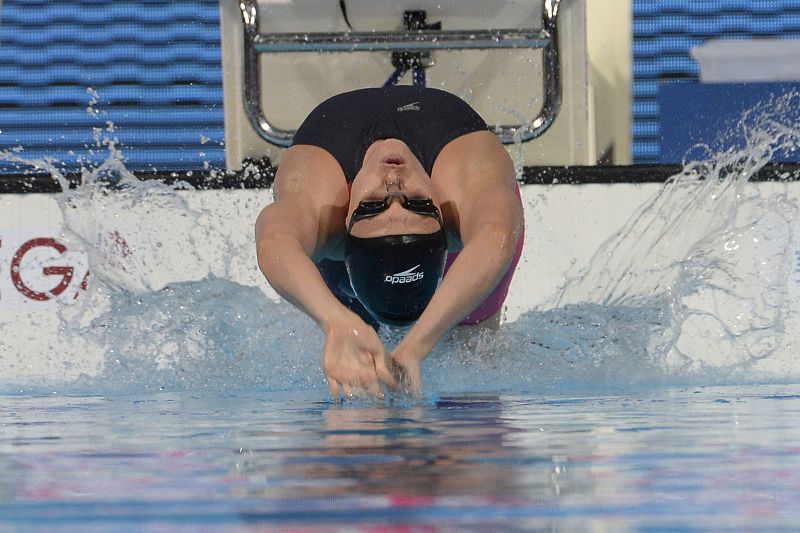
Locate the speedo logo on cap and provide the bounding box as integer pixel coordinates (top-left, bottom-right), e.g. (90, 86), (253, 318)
(385, 265), (424, 284)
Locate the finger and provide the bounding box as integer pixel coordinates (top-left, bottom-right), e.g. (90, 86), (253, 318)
(374, 355), (399, 390)
(368, 381), (384, 399)
(342, 382), (354, 399)
(404, 369), (424, 398)
(351, 385), (373, 401)
(406, 374), (423, 397)
(357, 372), (384, 400)
(328, 379), (341, 402)
(390, 358), (407, 384)
(392, 361), (421, 397)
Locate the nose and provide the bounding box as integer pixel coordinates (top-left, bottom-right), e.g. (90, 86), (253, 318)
(385, 178), (402, 192)
(385, 191), (407, 206)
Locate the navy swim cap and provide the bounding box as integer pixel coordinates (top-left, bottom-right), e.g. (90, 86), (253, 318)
(345, 230), (447, 326)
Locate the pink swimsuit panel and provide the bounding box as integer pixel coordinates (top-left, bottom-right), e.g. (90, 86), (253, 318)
(444, 186), (524, 325)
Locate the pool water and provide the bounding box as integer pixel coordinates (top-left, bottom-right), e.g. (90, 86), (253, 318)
(2, 385), (799, 531)
(2, 80), (800, 532)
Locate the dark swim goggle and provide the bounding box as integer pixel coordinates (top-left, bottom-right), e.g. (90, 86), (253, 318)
(347, 192), (442, 232)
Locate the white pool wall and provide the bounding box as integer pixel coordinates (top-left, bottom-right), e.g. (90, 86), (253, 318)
(3, 181), (800, 382)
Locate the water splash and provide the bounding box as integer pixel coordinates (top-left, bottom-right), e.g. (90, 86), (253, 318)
(563, 92), (798, 379)
(0, 98), (287, 394)
(72, 276), (323, 395)
(423, 91), (800, 393)
(2, 91), (800, 396)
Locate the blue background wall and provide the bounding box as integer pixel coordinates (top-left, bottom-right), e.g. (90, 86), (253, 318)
(0, 0), (224, 172)
(633, 0), (800, 163)
(2, 0), (800, 171)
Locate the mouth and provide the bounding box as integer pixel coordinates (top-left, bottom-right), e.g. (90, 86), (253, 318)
(381, 154), (406, 166)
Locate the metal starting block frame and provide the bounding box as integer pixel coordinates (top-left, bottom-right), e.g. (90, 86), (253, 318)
(236, 0), (562, 147)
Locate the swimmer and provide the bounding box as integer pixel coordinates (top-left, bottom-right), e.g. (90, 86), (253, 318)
(255, 86), (524, 399)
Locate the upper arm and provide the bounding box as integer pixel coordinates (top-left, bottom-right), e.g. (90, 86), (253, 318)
(255, 145), (350, 256)
(431, 131), (523, 246)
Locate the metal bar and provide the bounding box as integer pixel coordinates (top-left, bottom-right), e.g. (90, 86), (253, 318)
(254, 29), (551, 53)
(496, 0), (561, 143)
(237, 0), (562, 147)
(240, 0), (294, 147)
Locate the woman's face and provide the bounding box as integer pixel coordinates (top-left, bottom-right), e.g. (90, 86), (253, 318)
(348, 139), (442, 238)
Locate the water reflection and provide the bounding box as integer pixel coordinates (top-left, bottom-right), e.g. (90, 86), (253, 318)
(2, 388), (800, 529)
(232, 395), (587, 502)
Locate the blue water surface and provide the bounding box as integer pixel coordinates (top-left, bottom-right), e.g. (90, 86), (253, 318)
(1, 385), (799, 531)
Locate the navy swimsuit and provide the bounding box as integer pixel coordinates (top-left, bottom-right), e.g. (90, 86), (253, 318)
(292, 86), (489, 328)
(292, 86), (488, 182)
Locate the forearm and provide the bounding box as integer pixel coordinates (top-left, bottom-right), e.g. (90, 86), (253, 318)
(257, 228), (348, 331)
(399, 224), (518, 358)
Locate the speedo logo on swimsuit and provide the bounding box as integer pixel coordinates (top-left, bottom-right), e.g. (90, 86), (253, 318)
(385, 265), (424, 284)
(396, 101), (421, 112)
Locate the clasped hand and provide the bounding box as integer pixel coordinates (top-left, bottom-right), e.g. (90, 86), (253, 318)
(322, 314), (396, 400)
(322, 314), (424, 400)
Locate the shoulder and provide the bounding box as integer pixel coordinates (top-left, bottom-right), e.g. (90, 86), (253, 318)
(431, 131), (519, 232)
(432, 130), (515, 193)
(272, 145), (350, 244)
(273, 145), (348, 202)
